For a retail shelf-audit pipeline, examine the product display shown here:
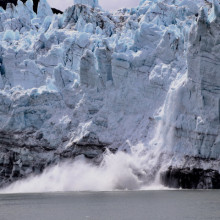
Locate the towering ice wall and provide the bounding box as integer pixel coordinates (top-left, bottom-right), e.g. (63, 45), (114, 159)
(167, 0), (220, 159)
(0, 0), (219, 189)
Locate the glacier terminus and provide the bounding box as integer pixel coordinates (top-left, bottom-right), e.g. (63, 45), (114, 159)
(0, 0), (220, 191)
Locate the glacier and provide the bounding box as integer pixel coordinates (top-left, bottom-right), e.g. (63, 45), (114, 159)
(0, 0), (220, 191)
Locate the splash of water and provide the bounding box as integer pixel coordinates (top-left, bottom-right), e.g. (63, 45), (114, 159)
(0, 144), (166, 194)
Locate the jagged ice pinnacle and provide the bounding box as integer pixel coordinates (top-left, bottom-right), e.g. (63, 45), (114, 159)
(74, 0), (99, 8)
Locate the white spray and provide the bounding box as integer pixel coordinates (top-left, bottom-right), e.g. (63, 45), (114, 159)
(1, 143), (167, 193)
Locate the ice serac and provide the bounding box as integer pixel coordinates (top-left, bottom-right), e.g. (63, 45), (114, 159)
(169, 5), (220, 159)
(95, 43), (113, 87)
(159, 2), (220, 188)
(74, 0), (99, 8)
(80, 50), (97, 87)
(37, 0), (52, 20)
(0, 0), (220, 190)
(0, 0), (62, 14)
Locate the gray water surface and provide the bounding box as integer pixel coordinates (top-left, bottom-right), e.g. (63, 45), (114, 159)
(0, 190), (220, 220)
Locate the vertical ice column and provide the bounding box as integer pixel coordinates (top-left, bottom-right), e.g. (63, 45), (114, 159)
(37, 0), (53, 20)
(16, 0), (36, 23)
(95, 46), (113, 87)
(80, 50), (97, 87)
(0, 58), (4, 89)
(213, 0), (220, 17)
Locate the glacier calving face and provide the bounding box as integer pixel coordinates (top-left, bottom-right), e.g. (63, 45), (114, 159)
(0, 0), (220, 190)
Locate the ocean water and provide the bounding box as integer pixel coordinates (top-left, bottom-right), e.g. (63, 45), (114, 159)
(0, 190), (220, 220)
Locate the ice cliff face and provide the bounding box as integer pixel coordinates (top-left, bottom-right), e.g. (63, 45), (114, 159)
(0, 0), (220, 189)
